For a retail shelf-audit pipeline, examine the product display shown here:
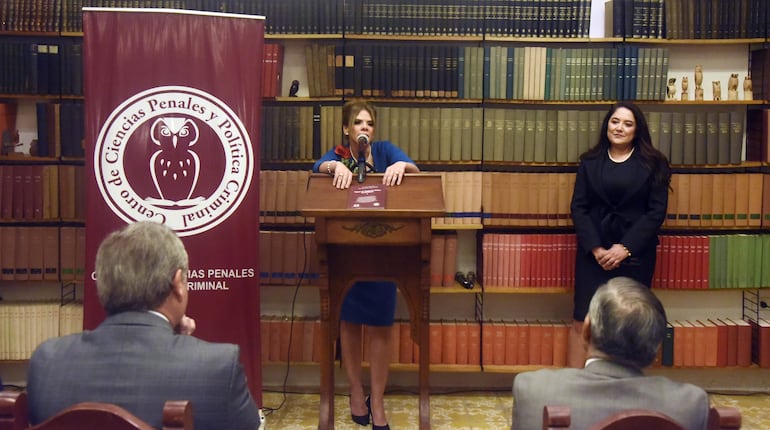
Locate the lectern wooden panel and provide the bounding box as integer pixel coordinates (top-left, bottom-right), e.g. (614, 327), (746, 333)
(301, 173), (444, 430)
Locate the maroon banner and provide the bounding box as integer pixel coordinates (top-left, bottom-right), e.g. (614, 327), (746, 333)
(82, 8), (263, 401)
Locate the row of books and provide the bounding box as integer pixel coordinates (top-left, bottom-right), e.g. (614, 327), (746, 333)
(261, 43), (284, 99)
(34, 101), (86, 158)
(482, 172), (766, 228)
(258, 170), (769, 230)
(665, 173), (764, 229)
(260, 315), (770, 368)
(0, 226), (86, 282)
(661, 0), (767, 40)
(429, 233), (459, 288)
(481, 233), (770, 290)
(305, 43), (671, 101)
(0, 301), (83, 361)
(0, 39), (83, 96)
(258, 230), (320, 286)
(648, 109), (745, 166)
(664, 318), (769, 368)
(258, 170), (484, 227)
(262, 105), (750, 166)
(1, 0), (598, 37)
(0, 164), (86, 222)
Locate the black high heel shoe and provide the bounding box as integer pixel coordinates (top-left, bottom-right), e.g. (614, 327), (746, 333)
(366, 396), (390, 430)
(351, 395), (370, 426)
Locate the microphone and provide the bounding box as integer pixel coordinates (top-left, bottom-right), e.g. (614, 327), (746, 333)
(356, 134), (369, 183)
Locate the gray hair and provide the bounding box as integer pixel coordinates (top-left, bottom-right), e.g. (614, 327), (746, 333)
(588, 277), (667, 368)
(95, 221), (188, 315)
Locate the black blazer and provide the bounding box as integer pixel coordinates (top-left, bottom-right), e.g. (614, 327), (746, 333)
(570, 152), (669, 257)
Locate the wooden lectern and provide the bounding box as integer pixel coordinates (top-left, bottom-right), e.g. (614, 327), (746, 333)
(301, 173), (445, 430)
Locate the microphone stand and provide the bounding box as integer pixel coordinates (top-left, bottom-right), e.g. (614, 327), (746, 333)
(357, 149), (366, 183)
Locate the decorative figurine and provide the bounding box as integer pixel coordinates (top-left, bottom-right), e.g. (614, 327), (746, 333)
(681, 76), (689, 100)
(727, 73), (739, 100)
(666, 77), (677, 100)
(744, 75), (753, 100)
(694, 65), (704, 101)
(288, 80), (300, 97)
(712, 81), (721, 101)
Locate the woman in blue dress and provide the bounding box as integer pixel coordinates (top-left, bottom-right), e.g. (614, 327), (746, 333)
(313, 100), (420, 430)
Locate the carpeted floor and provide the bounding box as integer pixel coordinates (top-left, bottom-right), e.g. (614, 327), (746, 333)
(261, 390), (770, 429)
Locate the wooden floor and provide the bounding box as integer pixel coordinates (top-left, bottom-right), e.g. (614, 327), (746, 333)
(261, 390), (770, 429)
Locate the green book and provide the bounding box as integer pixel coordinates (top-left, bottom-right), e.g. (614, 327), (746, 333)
(659, 111), (673, 162)
(418, 107), (431, 161)
(556, 110), (569, 163)
(482, 108), (495, 162)
(428, 108), (441, 161)
(566, 110), (579, 163)
(544, 110), (558, 163)
(461, 109), (473, 161)
(523, 109), (537, 162)
(533, 109), (547, 163)
(409, 107), (421, 161)
(513, 109), (526, 162)
(577, 110), (591, 156)
(439, 108), (452, 161)
(450, 107), (463, 161)
(669, 112), (684, 165)
(694, 111), (707, 165)
(647, 111), (661, 150)
(705, 111), (719, 165)
(729, 110), (744, 165)
(471, 108), (484, 161)
(493, 108), (505, 162)
(502, 109), (515, 162)
(717, 111), (731, 164)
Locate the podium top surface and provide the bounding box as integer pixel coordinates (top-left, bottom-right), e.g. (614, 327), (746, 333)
(301, 173), (445, 218)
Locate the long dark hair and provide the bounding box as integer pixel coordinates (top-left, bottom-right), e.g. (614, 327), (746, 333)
(579, 102), (671, 188)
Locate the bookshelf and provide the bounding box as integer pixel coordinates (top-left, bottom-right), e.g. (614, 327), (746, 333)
(1, 0), (770, 390)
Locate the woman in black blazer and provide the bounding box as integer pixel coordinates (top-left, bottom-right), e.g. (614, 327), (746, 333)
(568, 102), (671, 367)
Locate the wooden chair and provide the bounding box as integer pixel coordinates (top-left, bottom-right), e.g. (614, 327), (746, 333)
(0, 391), (192, 430)
(0, 391), (29, 430)
(542, 405), (742, 430)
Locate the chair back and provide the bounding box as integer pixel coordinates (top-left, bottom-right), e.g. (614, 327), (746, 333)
(0, 393), (192, 430)
(542, 405), (742, 430)
(0, 391), (29, 430)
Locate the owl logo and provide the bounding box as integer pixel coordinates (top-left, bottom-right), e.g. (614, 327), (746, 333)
(149, 117), (201, 205)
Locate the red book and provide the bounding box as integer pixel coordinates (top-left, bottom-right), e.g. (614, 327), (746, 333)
(528, 321), (543, 365)
(692, 320), (707, 367)
(42, 226), (59, 281)
(289, 318), (304, 363)
(28, 227), (44, 281)
(752, 318), (770, 368)
(390, 323), (400, 364)
(442, 233), (458, 287)
(441, 320), (457, 365)
(0, 165), (12, 219)
(517, 321), (530, 365)
(278, 316), (292, 362)
(312, 319), (322, 363)
(709, 318), (729, 367)
(31, 165), (43, 219)
(728, 318), (752, 367)
(505, 320), (519, 365)
(429, 234), (446, 287)
(697, 319), (719, 367)
(719, 318), (738, 367)
(672, 320), (685, 367)
(0, 227), (14, 281)
(12, 165), (23, 219)
(467, 322), (481, 365)
(301, 318), (315, 363)
(481, 320), (495, 366)
(540, 321), (554, 366)
(455, 320), (469, 365)
(552, 321), (569, 367)
(268, 316), (282, 362)
(14, 226), (30, 280)
(492, 321), (506, 365)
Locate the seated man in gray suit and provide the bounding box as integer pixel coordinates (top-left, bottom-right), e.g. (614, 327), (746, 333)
(512, 276), (709, 430)
(28, 221), (263, 430)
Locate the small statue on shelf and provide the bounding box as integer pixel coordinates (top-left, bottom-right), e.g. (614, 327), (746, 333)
(712, 81), (721, 101)
(681, 76), (689, 100)
(694, 65), (704, 101)
(666, 77), (677, 100)
(727, 73), (739, 100)
(288, 80), (300, 97)
(744, 76), (753, 101)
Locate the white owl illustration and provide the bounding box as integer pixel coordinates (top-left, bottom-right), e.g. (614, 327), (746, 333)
(149, 117), (201, 203)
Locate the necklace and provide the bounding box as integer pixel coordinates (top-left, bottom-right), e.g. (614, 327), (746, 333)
(608, 147), (634, 163)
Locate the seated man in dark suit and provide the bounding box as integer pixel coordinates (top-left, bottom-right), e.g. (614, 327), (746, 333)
(28, 221), (263, 430)
(512, 276), (709, 430)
